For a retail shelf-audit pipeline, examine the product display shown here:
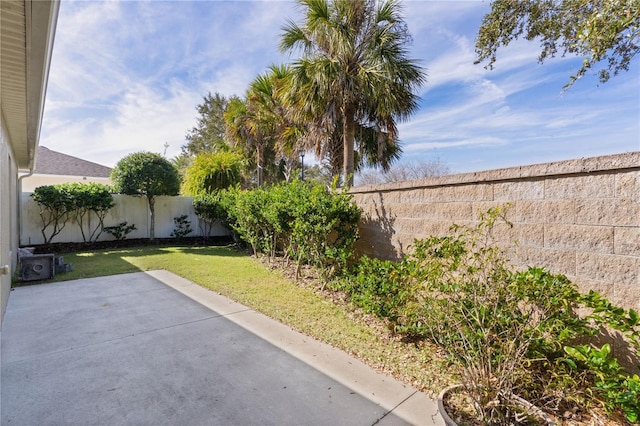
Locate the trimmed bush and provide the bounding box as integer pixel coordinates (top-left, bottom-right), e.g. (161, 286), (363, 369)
(220, 180), (361, 279)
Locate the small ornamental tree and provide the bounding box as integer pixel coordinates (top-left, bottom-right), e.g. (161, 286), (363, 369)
(31, 182), (115, 244)
(68, 182), (115, 242)
(193, 191), (232, 237)
(110, 152), (180, 240)
(32, 185), (75, 244)
(182, 151), (243, 196)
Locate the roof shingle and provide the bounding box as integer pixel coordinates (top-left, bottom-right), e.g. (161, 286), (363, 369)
(34, 146), (112, 178)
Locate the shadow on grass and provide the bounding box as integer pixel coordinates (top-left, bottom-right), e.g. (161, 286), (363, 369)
(14, 244), (248, 287)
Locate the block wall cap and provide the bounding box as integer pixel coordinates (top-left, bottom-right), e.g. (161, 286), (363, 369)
(350, 152), (640, 194)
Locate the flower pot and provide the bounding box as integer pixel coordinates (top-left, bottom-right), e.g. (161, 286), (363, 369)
(437, 384), (557, 426)
(437, 384), (463, 426)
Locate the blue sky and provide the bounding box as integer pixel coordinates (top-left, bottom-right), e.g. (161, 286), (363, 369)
(40, 0), (639, 175)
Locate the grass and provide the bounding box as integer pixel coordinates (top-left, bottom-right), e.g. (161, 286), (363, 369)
(20, 244), (453, 395)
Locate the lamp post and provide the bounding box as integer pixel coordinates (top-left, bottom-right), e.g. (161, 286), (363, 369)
(300, 152), (305, 181)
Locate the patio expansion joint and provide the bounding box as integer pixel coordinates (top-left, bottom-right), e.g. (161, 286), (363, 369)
(371, 389), (419, 425)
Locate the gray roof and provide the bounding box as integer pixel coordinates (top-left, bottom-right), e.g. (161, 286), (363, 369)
(34, 146), (112, 178)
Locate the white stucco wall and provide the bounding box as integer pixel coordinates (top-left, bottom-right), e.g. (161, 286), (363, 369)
(1, 111), (18, 326)
(21, 174), (111, 192)
(20, 194), (228, 245)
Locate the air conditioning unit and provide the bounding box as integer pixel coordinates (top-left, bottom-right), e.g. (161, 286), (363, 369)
(19, 254), (55, 282)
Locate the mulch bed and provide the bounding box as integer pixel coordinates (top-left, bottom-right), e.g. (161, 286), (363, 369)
(25, 236), (234, 254)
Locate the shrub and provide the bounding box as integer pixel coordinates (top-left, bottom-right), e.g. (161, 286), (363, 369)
(193, 191), (231, 237)
(103, 222), (137, 241)
(32, 185), (76, 244)
(67, 183), (115, 242)
(182, 151), (244, 196)
(229, 187), (271, 255)
(170, 215), (193, 238)
(32, 183), (115, 244)
(288, 180), (361, 279)
(332, 256), (408, 321)
(335, 206), (640, 423)
(223, 180), (361, 279)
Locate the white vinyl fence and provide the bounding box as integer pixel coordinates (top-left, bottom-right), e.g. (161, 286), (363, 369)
(20, 194), (228, 246)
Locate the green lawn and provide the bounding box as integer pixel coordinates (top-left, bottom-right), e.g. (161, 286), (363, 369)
(24, 245), (452, 395)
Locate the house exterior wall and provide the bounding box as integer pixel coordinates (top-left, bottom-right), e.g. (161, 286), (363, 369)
(1, 0), (60, 328)
(350, 152), (640, 311)
(21, 174), (111, 192)
(1, 111), (18, 327)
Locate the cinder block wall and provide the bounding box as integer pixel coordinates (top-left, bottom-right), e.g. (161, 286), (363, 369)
(350, 152), (640, 311)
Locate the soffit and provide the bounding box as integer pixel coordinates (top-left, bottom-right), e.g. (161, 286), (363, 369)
(1, 0), (59, 170)
(1, 1), (28, 166)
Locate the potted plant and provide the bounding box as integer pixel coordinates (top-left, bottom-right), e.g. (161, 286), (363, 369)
(401, 207), (640, 425)
(403, 208), (570, 424)
(337, 205), (640, 424)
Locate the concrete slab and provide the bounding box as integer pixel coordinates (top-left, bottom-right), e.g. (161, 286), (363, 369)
(1, 271), (443, 426)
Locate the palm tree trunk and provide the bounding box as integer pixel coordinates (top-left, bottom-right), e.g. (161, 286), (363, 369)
(257, 143), (264, 187)
(343, 104), (356, 186)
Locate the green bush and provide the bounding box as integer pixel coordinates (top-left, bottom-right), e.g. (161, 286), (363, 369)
(193, 191), (232, 237)
(222, 180), (361, 279)
(333, 256), (408, 320)
(287, 180), (361, 278)
(32, 185), (75, 244)
(334, 206), (640, 424)
(170, 215), (193, 238)
(230, 186), (272, 255)
(32, 183), (114, 244)
(103, 221), (137, 241)
(182, 151), (244, 196)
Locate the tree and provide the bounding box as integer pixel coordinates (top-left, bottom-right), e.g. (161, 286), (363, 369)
(32, 185), (75, 244)
(182, 151), (244, 196)
(280, 0), (426, 186)
(247, 64), (305, 183)
(224, 66), (300, 187)
(357, 158), (451, 185)
(31, 183), (115, 244)
(182, 92), (232, 158)
(110, 152), (180, 240)
(67, 183), (115, 243)
(193, 192), (230, 237)
(475, 0), (640, 88)
(301, 162), (334, 186)
(224, 96), (266, 186)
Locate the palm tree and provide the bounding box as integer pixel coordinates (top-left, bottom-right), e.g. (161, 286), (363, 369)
(225, 65), (302, 186)
(280, 0), (426, 186)
(224, 96), (267, 186)
(249, 64), (305, 182)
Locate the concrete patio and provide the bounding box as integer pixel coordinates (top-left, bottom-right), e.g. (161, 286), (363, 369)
(1, 271), (442, 426)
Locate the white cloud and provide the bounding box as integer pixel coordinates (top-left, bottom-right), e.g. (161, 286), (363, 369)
(40, 0), (639, 174)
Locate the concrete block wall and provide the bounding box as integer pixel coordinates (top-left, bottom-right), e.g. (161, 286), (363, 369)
(350, 152), (640, 311)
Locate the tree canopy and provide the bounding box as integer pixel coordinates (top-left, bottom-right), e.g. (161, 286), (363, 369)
(182, 151), (244, 196)
(111, 151), (180, 239)
(357, 158), (451, 185)
(182, 92), (232, 157)
(280, 0), (426, 186)
(224, 65), (301, 186)
(475, 0), (640, 88)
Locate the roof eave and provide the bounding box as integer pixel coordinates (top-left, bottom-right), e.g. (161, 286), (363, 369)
(1, 0), (60, 170)
(24, 0), (60, 170)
